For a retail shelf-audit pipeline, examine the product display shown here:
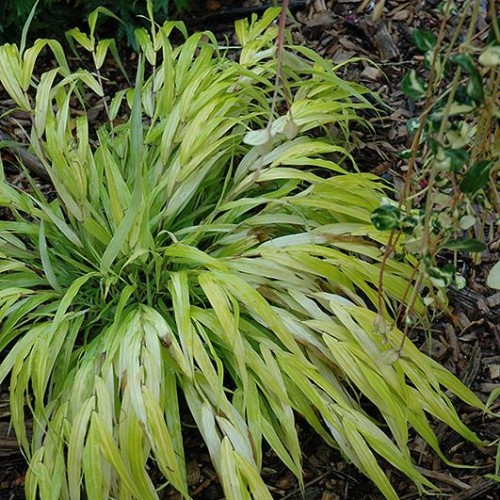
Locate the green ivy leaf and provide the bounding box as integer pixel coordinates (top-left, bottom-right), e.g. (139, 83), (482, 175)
(371, 205), (401, 231)
(406, 118), (420, 135)
(424, 52), (446, 81)
(460, 160), (492, 193)
(454, 274), (466, 290)
(439, 1), (458, 16)
(243, 128), (273, 146)
(451, 54), (484, 103)
(467, 74), (485, 104)
(479, 45), (500, 67)
(451, 53), (477, 74)
(451, 54), (484, 104)
(487, 262), (500, 290)
(401, 70), (428, 101)
(444, 148), (468, 172)
(444, 238), (486, 253)
(459, 215), (476, 230)
(412, 30), (437, 52)
(402, 215), (418, 234)
(428, 138), (440, 155)
(397, 149), (414, 159)
(427, 263), (455, 288)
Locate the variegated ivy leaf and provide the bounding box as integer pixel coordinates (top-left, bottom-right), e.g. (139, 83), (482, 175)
(401, 69), (427, 101)
(243, 127), (273, 146)
(370, 205), (401, 230)
(487, 262), (500, 290)
(479, 45), (500, 68)
(412, 29), (437, 52)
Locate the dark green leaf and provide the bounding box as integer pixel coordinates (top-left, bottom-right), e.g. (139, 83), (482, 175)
(444, 238), (487, 253)
(406, 118), (420, 135)
(451, 54), (477, 75)
(467, 74), (484, 104)
(402, 215), (418, 234)
(401, 70), (428, 101)
(439, 1), (458, 16)
(371, 205), (401, 231)
(397, 149), (414, 159)
(429, 100), (447, 124)
(453, 85), (473, 105)
(442, 263), (456, 274)
(428, 138), (440, 155)
(451, 54), (484, 103)
(460, 160), (492, 193)
(444, 148), (468, 172)
(412, 30), (437, 52)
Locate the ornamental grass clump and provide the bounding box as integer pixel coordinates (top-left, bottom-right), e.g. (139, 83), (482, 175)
(0, 7), (486, 500)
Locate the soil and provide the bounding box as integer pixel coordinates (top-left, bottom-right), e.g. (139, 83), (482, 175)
(0, 1), (499, 499)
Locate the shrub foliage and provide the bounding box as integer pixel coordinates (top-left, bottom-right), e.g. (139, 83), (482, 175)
(0, 8), (485, 500)
(0, 0), (183, 44)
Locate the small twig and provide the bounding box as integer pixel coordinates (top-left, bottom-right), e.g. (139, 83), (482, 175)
(415, 466), (471, 490)
(0, 130), (50, 181)
(461, 342), (482, 388)
(449, 478), (499, 500)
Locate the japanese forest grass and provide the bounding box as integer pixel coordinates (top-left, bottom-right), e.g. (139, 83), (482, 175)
(0, 8), (485, 500)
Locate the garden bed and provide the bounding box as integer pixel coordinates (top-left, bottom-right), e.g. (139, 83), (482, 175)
(0, 1), (498, 498)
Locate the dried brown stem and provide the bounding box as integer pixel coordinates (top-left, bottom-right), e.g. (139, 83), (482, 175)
(0, 130), (50, 181)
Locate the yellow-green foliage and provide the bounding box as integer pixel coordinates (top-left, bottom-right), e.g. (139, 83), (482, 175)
(0, 8), (485, 500)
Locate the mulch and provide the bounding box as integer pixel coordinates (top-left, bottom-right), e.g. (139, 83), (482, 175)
(0, 0), (499, 498)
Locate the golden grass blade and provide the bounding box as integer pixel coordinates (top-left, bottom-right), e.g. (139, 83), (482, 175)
(99, 184), (142, 272)
(169, 272), (196, 374)
(118, 407), (157, 499)
(341, 417), (399, 500)
(143, 387), (189, 497)
(129, 57), (144, 174)
(39, 221), (60, 291)
(67, 397), (95, 500)
(0, 44), (31, 109)
(82, 417), (105, 499)
(234, 452), (273, 499)
(95, 39), (113, 69)
(35, 202), (83, 247)
(92, 412), (151, 499)
(66, 29), (94, 52)
(220, 438), (246, 499)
